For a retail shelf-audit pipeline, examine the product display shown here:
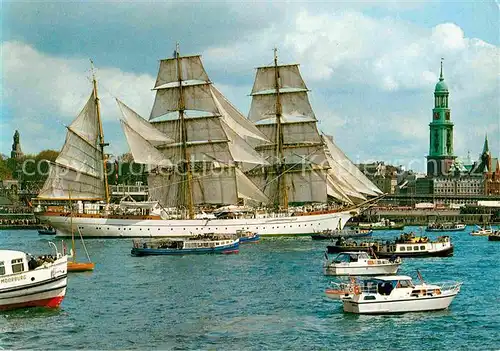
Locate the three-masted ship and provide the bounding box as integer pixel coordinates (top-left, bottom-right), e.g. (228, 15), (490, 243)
(39, 49), (380, 238)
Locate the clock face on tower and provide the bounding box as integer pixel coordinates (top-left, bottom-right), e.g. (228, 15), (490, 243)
(433, 112), (439, 120)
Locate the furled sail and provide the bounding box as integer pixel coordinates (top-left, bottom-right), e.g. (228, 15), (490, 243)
(38, 92), (107, 200)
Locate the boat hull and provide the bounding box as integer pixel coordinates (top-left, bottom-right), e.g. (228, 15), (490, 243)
(39, 210), (354, 238)
(67, 262), (95, 272)
(0, 257), (67, 311)
(38, 229), (56, 235)
(239, 234), (260, 243)
(342, 292), (458, 314)
(131, 241), (239, 256)
(324, 263), (400, 276)
(488, 235), (500, 241)
(376, 245), (454, 258)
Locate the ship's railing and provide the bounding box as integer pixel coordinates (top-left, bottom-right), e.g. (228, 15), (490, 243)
(425, 281), (463, 293)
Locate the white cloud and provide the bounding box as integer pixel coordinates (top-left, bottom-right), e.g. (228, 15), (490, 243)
(1, 41), (156, 157)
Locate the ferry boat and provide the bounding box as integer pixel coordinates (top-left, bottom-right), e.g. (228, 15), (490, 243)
(425, 222), (466, 232)
(311, 228), (372, 240)
(131, 235), (239, 256)
(0, 243), (67, 310)
(328, 233), (454, 258)
(36, 49), (383, 239)
(341, 275), (462, 314)
(470, 225), (494, 236)
(323, 251), (401, 276)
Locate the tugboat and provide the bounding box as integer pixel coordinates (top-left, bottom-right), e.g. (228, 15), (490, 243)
(425, 222), (466, 232)
(323, 251), (401, 276)
(341, 273), (462, 314)
(131, 234), (239, 256)
(311, 228), (373, 240)
(0, 242), (67, 310)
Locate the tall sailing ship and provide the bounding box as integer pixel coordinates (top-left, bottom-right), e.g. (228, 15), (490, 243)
(38, 49), (381, 238)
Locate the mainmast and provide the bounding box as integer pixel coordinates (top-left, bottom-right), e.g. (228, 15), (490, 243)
(90, 59), (110, 204)
(175, 44), (195, 219)
(273, 48), (288, 210)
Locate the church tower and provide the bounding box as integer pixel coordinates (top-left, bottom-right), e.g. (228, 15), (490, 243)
(427, 60), (456, 177)
(10, 130), (24, 160)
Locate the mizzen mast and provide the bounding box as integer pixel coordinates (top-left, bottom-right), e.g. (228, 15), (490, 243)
(90, 59), (110, 204)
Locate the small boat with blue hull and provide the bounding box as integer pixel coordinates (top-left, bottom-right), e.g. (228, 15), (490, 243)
(236, 230), (260, 243)
(131, 235), (239, 256)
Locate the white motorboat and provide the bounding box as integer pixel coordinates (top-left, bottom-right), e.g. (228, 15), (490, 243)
(470, 225), (494, 236)
(0, 242), (68, 311)
(324, 251), (401, 276)
(342, 275), (462, 314)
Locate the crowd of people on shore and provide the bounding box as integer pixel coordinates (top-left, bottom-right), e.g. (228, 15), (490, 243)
(0, 218), (39, 226)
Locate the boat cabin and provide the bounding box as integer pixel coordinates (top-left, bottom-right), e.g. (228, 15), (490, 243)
(0, 250), (28, 276)
(358, 276), (415, 296)
(333, 252), (370, 263)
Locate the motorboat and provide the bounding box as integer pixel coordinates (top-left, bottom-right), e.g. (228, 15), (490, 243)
(342, 274), (462, 314)
(357, 219), (404, 230)
(327, 239), (379, 254)
(323, 251), (401, 276)
(470, 225), (494, 236)
(311, 228), (373, 240)
(325, 278), (357, 300)
(235, 230), (260, 243)
(38, 226), (56, 235)
(0, 242), (67, 310)
(425, 222), (466, 232)
(131, 234), (240, 256)
(488, 232), (500, 241)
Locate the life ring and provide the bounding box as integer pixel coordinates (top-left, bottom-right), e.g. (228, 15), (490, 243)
(354, 285), (361, 295)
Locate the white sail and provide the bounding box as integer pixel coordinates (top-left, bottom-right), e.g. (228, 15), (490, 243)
(154, 55), (210, 89)
(251, 64), (308, 95)
(116, 99), (173, 145)
(150, 83), (219, 119)
(235, 168), (268, 203)
(326, 176), (355, 205)
(120, 121), (172, 167)
(38, 91), (106, 201)
(211, 85), (268, 142)
(38, 162), (105, 200)
(323, 134), (381, 196)
(69, 94), (100, 147)
(248, 91), (316, 123)
(56, 128), (102, 177)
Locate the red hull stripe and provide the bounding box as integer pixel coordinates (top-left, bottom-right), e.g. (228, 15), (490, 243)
(0, 295), (64, 311)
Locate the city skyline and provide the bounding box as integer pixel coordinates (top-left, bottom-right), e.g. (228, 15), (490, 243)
(1, 1), (498, 172)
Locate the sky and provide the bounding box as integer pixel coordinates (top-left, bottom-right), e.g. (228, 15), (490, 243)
(1, 1), (499, 173)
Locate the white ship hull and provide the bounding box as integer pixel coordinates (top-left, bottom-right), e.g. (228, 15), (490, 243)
(39, 211), (354, 238)
(343, 291), (458, 314)
(324, 263), (400, 276)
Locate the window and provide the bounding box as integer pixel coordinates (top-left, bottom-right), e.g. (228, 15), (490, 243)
(400, 247), (406, 251)
(0, 261), (4, 275)
(11, 258), (24, 273)
(414, 246), (419, 251)
(420, 245), (426, 250)
(406, 246), (412, 251)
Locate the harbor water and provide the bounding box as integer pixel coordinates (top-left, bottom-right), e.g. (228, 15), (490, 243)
(1, 226), (499, 350)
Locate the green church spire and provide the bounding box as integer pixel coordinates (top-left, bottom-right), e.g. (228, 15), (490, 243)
(482, 134), (490, 154)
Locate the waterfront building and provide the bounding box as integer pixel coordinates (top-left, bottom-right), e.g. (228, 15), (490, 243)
(357, 162), (401, 194)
